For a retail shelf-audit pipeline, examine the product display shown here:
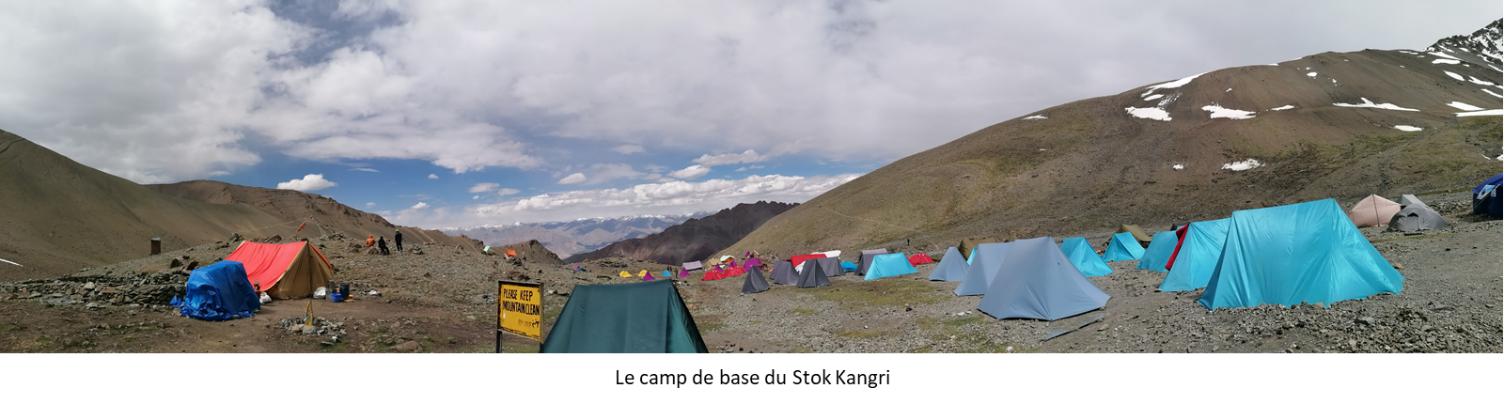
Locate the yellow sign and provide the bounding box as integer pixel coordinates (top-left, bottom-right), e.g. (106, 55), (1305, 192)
(498, 281), (543, 341)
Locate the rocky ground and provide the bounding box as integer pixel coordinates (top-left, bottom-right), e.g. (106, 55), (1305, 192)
(1, 191), (1498, 353)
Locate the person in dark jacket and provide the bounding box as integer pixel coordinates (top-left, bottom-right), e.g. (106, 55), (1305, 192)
(394, 229), (403, 252)
(378, 237), (390, 255)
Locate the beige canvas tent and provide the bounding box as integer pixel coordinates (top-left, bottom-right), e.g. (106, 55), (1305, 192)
(1117, 224), (1153, 246)
(957, 238), (997, 260)
(1348, 195), (1402, 227)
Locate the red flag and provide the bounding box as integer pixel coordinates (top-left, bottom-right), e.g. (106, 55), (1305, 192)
(297, 221), (307, 232)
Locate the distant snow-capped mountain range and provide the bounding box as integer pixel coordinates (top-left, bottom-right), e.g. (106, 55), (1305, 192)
(441, 212), (713, 257)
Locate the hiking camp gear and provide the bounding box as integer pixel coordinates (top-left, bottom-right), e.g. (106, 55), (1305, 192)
(816, 257), (844, 278)
(171, 260), (260, 321)
(619, 271), (632, 278)
(1388, 194), (1447, 232)
(770, 260), (798, 285)
(541, 280), (707, 353)
(908, 253), (935, 265)
(1164, 225), (1191, 270)
(225, 241), (335, 299)
(1135, 231), (1178, 272)
(840, 261), (857, 272)
(1102, 232), (1146, 262)
(1474, 173), (1502, 217)
(1159, 218), (1232, 292)
(642, 273), (655, 281)
(955, 242), (1013, 296)
(682, 261), (703, 271)
(1198, 199), (1404, 309)
(742, 265), (771, 294)
(957, 238), (995, 261)
(857, 249), (888, 276)
(977, 237), (1110, 321)
(865, 253), (919, 280)
(700, 268), (725, 281)
(1347, 194), (1402, 227)
(797, 259), (832, 288)
(1059, 237), (1112, 277)
(928, 247), (969, 282)
(1117, 224), (1153, 247)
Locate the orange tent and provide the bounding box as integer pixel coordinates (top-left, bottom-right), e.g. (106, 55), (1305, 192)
(224, 241), (335, 299)
(1348, 195), (1402, 227)
(505, 249), (517, 258)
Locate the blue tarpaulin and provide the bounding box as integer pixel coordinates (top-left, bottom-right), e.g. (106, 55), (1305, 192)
(1059, 237), (1112, 277)
(1158, 218), (1231, 292)
(1472, 173), (1502, 217)
(1135, 232), (1178, 272)
(171, 260), (260, 321)
(1198, 199), (1405, 309)
(1102, 232), (1145, 262)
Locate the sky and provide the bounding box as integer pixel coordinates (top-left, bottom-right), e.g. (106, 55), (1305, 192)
(0, 0), (1497, 228)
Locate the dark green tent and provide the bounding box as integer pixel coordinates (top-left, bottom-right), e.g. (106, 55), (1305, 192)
(541, 280), (707, 353)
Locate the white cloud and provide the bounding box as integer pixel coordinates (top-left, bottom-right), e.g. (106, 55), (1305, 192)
(469, 182), (501, 193)
(612, 144), (646, 154)
(496, 188), (520, 196)
(208, 171), (232, 177)
(410, 202), (429, 210)
(473, 195), (480, 200)
(735, 167), (747, 172)
(366, 202), (376, 208)
(670, 165), (711, 180)
(276, 174), (338, 191)
(693, 150), (771, 167)
(428, 174), (439, 179)
(352, 167), (379, 172)
(558, 173), (586, 184)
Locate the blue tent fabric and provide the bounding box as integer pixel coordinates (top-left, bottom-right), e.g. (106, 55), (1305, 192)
(966, 248), (977, 265)
(928, 247), (970, 281)
(1472, 173), (1502, 217)
(955, 242), (1013, 296)
(1159, 218), (1232, 292)
(1135, 232), (1178, 272)
(1101, 232), (1146, 262)
(172, 260), (260, 321)
(977, 237), (1110, 320)
(1059, 238), (1112, 277)
(841, 261), (857, 271)
(1198, 199), (1405, 309)
(865, 253), (919, 280)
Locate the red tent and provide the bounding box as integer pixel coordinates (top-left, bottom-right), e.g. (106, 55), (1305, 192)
(791, 254), (826, 267)
(700, 268), (725, 281)
(908, 253), (935, 265)
(1163, 225), (1191, 270)
(723, 266), (745, 277)
(224, 241), (334, 299)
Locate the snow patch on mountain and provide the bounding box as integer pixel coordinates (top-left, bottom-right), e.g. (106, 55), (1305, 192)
(1201, 104), (1256, 119)
(1333, 98), (1420, 112)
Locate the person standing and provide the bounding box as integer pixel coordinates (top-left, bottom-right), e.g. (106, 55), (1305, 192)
(366, 235), (375, 247)
(378, 236), (390, 255)
(394, 229), (404, 252)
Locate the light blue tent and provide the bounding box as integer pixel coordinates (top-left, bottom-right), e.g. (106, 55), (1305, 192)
(928, 247), (970, 281)
(865, 253), (918, 280)
(967, 248), (977, 265)
(1158, 218), (1231, 292)
(1059, 237), (1112, 277)
(1198, 199), (1405, 309)
(977, 237), (1110, 320)
(955, 242), (1013, 296)
(1135, 231), (1179, 272)
(1101, 232), (1145, 262)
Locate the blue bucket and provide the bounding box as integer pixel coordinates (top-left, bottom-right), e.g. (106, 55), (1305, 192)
(331, 293), (344, 303)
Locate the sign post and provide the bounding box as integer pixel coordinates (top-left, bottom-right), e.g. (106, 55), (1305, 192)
(497, 280), (543, 353)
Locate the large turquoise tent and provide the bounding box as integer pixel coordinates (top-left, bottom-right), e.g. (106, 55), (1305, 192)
(1059, 237), (1112, 277)
(865, 253), (918, 280)
(1198, 199), (1405, 309)
(1101, 232), (1145, 262)
(1158, 218), (1231, 292)
(541, 280), (707, 353)
(1135, 231), (1179, 272)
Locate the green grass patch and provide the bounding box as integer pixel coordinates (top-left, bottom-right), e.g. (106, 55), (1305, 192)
(832, 328), (891, 339)
(699, 322), (726, 333)
(790, 308), (815, 316)
(916, 318), (937, 331)
(1370, 232), (1456, 243)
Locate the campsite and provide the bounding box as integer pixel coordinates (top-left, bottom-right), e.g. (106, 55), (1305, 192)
(0, 10), (1500, 355)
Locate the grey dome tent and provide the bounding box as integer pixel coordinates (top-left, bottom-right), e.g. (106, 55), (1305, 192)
(797, 258), (832, 288)
(857, 249), (888, 276)
(769, 260), (797, 285)
(741, 264), (770, 294)
(928, 247), (969, 281)
(976, 237), (1110, 321)
(955, 241), (1014, 296)
(1388, 194), (1447, 232)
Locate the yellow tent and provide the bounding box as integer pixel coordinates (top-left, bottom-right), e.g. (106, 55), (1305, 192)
(619, 270), (633, 277)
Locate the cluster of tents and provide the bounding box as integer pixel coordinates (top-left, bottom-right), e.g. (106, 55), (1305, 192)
(918, 192), (1468, 320)
(171, 241), (337, 321)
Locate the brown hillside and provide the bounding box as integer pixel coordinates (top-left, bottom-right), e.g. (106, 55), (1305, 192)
(0, 130), (290, 281)
(146, 180), (482, 251)
(721, 46), (1502, 261)
(564, 201), (797, 265)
